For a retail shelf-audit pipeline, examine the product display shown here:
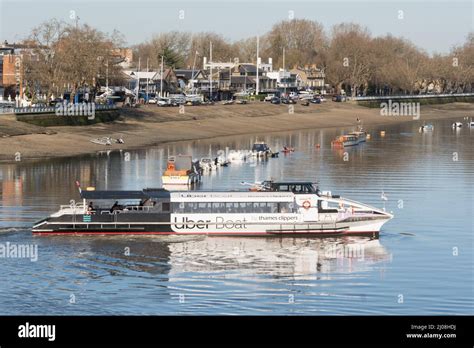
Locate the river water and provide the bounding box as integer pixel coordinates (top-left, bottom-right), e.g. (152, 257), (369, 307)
(0, 118), (472, 315)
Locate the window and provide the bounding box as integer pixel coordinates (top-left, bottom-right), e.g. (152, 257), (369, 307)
(172, 201), (290, 214)
(279, 202), (294, 213)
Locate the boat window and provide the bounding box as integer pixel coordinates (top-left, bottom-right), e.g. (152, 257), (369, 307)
(198, 202), (209, 211)
(172, 201), (284, 214)
(212, 202), (225, 213)
(278, 202), (294, 213)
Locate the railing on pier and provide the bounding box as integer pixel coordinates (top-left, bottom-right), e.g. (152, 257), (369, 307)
(0, 103), (117, 115)
(351, 92), (474, 101)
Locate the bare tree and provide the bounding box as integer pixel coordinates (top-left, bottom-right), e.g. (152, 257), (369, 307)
(22, 19), (124, 100)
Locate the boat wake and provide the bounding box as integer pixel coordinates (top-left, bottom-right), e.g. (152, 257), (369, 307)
(0, 227), (28, 234)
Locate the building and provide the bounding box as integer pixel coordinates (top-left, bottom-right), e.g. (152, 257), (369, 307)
(266, 69), (298, 91)
(175, 69), (207, 91)
(290, 65), (326, 92)
(0, 41), (22, 100)
(123, 69), (178, 95)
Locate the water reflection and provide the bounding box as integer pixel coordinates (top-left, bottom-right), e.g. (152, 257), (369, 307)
(167, 236), (391, 279)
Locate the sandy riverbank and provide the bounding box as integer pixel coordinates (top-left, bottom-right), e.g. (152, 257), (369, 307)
(0, 101), (472, 163)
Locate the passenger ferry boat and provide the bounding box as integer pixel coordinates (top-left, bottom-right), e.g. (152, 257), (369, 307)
(32, 181), (393, 237)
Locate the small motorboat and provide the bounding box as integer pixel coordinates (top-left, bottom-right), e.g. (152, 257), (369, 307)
(90, 137), (112, 146)
(90, 137), (124, 146)
(162, 155), (201, 185)
(331, 134), (359, 147)
(199, 157), (217, 171)
(251, 142), (273, 157)
(348, 130), (367, 143)
(452, 122), (463, 128)
(468, 119), (474, 127)
(282, 146), (295, 154)
(419, 124), (434, 132)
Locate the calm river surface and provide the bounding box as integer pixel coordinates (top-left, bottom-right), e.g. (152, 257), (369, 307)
(0, 118), (472, 315)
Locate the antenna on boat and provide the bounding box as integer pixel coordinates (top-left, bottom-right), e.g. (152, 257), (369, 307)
(381, 191), (388, 211)
(75, 181), (82, 193)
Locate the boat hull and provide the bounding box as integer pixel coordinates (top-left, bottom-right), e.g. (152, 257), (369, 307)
(32, 213), (389, 238)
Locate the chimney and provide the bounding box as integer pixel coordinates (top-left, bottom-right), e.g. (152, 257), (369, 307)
(268, 57), (272, 65)
(203, 56), (207, 67)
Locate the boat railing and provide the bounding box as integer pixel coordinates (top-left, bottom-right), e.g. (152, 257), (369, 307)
(60, 204), (86, 212)
(98, 205), (155, 215)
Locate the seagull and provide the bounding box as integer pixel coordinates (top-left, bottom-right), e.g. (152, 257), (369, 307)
(381, 191), (388, 201)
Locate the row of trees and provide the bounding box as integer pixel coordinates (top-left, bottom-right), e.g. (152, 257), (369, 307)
(22, 18), (473, 98)
(21, 19), (125, 100)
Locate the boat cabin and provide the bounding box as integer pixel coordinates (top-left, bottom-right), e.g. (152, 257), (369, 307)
(252, 142), (270, 152)
(79, 188), (171, 215)
(262, 181), (317, 194)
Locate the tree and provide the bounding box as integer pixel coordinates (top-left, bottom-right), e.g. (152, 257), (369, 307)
(326, 23), (372, 96)
(22, 19), (124, 100)
(263, 19), (327, 69)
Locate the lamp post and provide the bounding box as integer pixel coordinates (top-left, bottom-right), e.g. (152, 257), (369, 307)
(191, 50), (200, 94)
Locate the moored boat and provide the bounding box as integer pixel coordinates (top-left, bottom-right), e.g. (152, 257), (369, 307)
(331, 134), (359, 147)
(251, 142), (277, 157)
(90, 137), (124, 145)
(162, 155), (201, 185)
(199, 157), (216, 171)
(452, 122), (463, 128)
(348, 130), (367, 143)
(32, 180), (393, 237)
(419, 124), (434, 132)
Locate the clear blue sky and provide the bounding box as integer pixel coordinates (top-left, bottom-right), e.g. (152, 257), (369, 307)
(0, 0), (472, 54)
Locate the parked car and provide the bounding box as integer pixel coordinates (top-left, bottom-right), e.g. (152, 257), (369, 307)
(264, 94), (276, 102)
(298, 91), (313, 100)
(31, 102), (48, 108)
(49, 98), (64, 106)
(332, 95), (347, 102)
(156, 98), (170, 107)
(281, 97), (290, 104)
(310, 97), (321, 104)
(270, 97), (281, 104)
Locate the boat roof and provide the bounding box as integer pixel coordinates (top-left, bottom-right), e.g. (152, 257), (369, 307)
(80, 190), (147, 200)
(79, 182), (317, 200)
(80, 188), (170, 200)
